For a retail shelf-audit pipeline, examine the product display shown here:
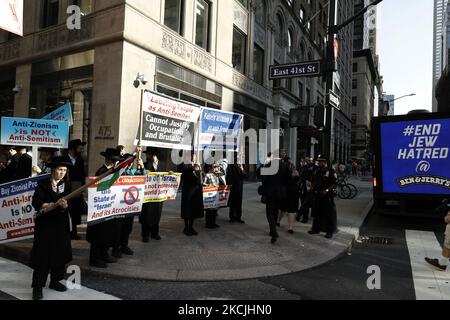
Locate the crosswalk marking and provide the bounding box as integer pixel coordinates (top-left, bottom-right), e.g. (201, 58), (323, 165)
(406, 230), (450, 300)
(0, 257), (120, 300)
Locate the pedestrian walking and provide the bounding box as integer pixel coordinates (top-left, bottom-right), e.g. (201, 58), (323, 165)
(63, 139), (87, 240)
(86, 148), (123, 268)
(179, 154), (204, 236)
(308, 157), (338, 239)
(226, 157), (246, 224)
(260, 156), (290, 244)
(425, 199), (450, 271)
(277, 158), (300, 234)
(30, 157), (73, 300)
(140, 147), (164, 242)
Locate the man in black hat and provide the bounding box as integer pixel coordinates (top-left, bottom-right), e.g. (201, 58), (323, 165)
(308, 157), (338, 239)
(16, 146), (32, 180)
(86, 148), (123, 268)
(140, 147), (164, 242)
(0, 146), (20, 183)
(63, 139), (87, 240)
(30, 157), (73, 300)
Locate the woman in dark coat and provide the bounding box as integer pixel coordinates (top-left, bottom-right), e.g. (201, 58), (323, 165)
(30, 157), (73, 300)
(86, 148), (122, 268)
(277, 159), (300, 234)
(226, 160), (246, 223)
(179, 155), (204, 236)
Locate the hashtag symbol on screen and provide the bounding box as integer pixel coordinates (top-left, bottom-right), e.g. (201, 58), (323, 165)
(403, 126), (415, 136)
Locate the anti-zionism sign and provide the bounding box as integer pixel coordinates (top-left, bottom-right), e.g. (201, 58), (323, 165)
(0, 175), (50, 244)
(381, 118), (450, 195)
(88, 176), (146, 225)
(138, 91), (201, 150)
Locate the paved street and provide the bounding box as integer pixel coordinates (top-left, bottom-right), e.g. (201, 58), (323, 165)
(1, 177), (449, 300)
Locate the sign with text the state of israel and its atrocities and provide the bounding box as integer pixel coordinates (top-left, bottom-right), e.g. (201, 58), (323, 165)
(381, 118), (450, 195)
(0, 117), (69, 149)
(269, 60), (322, 80)
(138, 91), (202, 150)
(199, 108), (243, 151)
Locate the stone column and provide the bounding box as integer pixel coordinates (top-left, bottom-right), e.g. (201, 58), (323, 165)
(14, 64), (32, 118)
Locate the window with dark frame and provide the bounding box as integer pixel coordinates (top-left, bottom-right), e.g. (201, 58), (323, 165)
(195, 0), (210, 51)
(232, 27), (247, 74)
(42, 0), (59, 28)
(164, 0), (183, 35)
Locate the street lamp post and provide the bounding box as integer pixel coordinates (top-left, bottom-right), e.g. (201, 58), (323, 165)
(134, 73), (148, 160)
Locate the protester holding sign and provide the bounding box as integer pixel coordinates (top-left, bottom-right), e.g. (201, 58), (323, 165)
(203, 162), (222, 229)
(140, 148), (164, 242)
(179, 154), (204, 236)
(32, 147), (57, 176)
(63, 139), (87, 240)
(86, 148), (123, 268)
(30, 157), (73, 300)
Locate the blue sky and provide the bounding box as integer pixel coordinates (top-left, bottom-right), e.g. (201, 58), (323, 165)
(378, 0), (434, 115)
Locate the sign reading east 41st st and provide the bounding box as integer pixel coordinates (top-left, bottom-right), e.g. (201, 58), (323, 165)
(0, 117), (69, 149)
(269, 60), (322, 80)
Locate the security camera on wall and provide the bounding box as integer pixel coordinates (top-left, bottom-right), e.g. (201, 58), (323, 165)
(12, 85), (23, 94)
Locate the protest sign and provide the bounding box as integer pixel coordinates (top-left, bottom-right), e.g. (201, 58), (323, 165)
(42, 103), (74, 126)
(137, 91), (201, 150)
(202, 185), (232, 209)
(144, 172), (182, 203)
(0, 117), (69, 149)
(88, 176), (146, 225)
(199, 108), (243, 151)
(0, 0), (23, 36)
(0, 175), (50, 244)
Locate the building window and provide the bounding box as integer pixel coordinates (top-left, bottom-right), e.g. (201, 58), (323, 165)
(306, 88), (311, 105)
(42, 0), (60, 28)
(275, 13), (284, 45)
(164, 0), (183, 34)
(286, 0), (293, 7)
(352, 96), (357, 106)
(353, 62), (358, 72)
(299, 82), (304, 101)
(286, 78), (292, 92)
(253, 44), (264, 85)
(195, 0), (210, 50)
(299, 7), (305, 21)
(232, 27), (246, 73)
(352, 79), (357, 89)
(69, 0), (92, 15)
(288, 29), (294, 55)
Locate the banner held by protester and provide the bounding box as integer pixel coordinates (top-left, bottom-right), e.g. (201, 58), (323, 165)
(144, 172), (182, 203)
(203, 185), (232, 209)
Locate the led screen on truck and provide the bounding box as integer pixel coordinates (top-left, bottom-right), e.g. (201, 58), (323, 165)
(380, 118), (450, 195)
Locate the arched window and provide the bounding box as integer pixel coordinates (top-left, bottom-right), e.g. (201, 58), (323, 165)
(299, 42), (305, 60)
(288, 28), (294, 54)
(275, 13), (284, 45)
(255, 1), (266, 26)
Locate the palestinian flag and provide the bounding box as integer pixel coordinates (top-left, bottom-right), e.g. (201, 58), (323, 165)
(96, 156), (136, 191)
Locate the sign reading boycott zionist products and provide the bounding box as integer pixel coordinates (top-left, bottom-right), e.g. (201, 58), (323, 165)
(88, 176), (146, 225)
(138, 91), (201, 150)
(199, 108), (243, 151)
(381, 118), (450, 195)
(0, 117), (69, 149)
(203, 185), (232, 209)
(0, 175), (50, 244)
(144, 172), (182, 203)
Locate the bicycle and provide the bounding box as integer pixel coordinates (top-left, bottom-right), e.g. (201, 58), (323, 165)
(336, 174), (358, 199)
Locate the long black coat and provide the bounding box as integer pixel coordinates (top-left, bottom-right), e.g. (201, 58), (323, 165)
(86, 165), (122, 247)
(63, 155), (86, 226)
(226, 164), (246, 208)
(311, 167), (338, 233)
(30, 179), (72, 270)
(17, 153), (32, 180)
(179, 164), (204, 220)
(261, 159), (290, 208)
(0, 153), (19, 183)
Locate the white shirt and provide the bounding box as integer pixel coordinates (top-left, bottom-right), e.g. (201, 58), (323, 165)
(68, 153), (77, 166)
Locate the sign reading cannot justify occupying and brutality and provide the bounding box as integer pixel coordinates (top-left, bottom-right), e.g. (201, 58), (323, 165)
(144, 172), (182, 203)
(137, 91), (202, 150)
(88, 176), (146, 225)
(0, 117), (70, 149)
(199, 108), (243, 152)
(269, 60), (322, 80)
(0, 175), (50, 244)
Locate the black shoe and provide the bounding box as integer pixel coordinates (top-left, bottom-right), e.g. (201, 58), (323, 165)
(308, 230), (319, 235)
(301, 219), (309, 224)
(325, 233), (333, 239)
(271, 237), (277, 244)
(288, 229), (294, 234)
(111, 248), (122, 259)
(236, 219), (245, 224)
(183, 228), (192, 236)
(276, 223), (281, 227)
(151, 235), (162, 240)
(425, 257), (447, 271)
(121, 246), (134, 255)
(189, 228), (198, 236)
(90, 259), (107, 268)
(49, 281), (67, 292)
(32, 287), (43, 300)
(142, 236), (150, 243)
(104, 255), (118, 263)
(213, 224), (220, 228)
(229, 219), (236, 223)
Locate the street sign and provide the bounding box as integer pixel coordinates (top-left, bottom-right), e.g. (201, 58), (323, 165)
(328, 90), (341, 110)
(269, 60), (322, 80)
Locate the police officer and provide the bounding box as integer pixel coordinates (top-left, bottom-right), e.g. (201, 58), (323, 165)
(308, 157), (338, 239)
(30, 157), (73, 300)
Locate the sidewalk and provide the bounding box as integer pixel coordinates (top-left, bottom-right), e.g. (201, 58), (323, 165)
(0, 178), (373, 282)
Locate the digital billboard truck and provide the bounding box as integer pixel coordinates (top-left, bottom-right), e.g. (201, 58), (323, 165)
(371, 112), (450, 216)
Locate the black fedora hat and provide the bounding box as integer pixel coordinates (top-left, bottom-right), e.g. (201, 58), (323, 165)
(100, 148), (122, 161)
(68, 139), (87, 150)
(48, 156), (73, 169)
(38, 147), (58, 153)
